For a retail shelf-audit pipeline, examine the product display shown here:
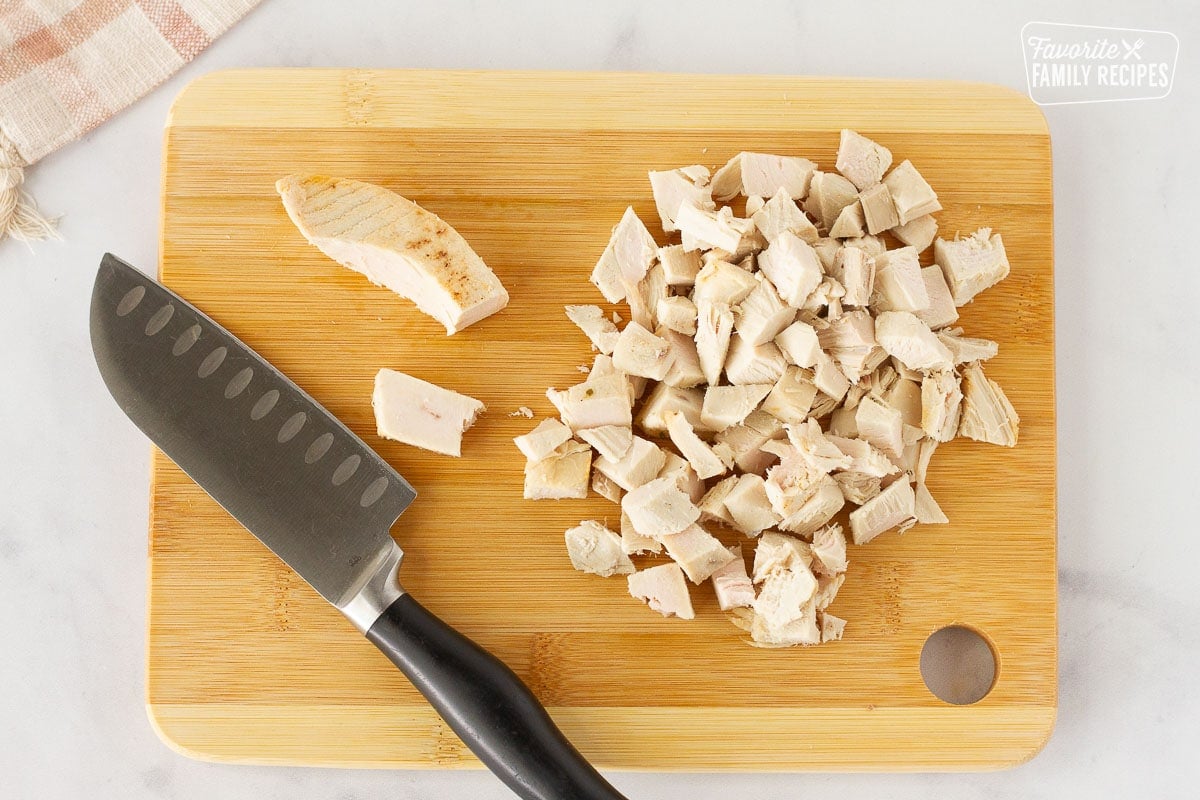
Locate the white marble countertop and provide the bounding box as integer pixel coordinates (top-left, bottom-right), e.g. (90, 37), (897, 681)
(3, 1), (1197, 797)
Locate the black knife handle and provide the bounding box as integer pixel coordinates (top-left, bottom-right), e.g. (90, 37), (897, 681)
(366, 593), (628, 800)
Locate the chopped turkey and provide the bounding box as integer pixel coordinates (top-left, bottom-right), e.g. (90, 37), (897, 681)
(648, 166), (715, 232)
(712, 547), (756, 610)
(657, 296), (698, 335)
(659, 244), (703, 286)
(858, 182), (900, 234)
(658, 326), (705, 388)
(875, 311), (954, 372)
(836, 129), (893, 190)
(564, 521), (635, 577)
(524, 441), (592, 500)
(547, 374), (632, 431)
(514, 417), (573, 462)
(757, 231), (823, 307)
(711, 152), (816, 200)
(735, 275), (796, 346)
(803, 171), (859, 231)
(565, 305), (621, 354)
(636, 383), (705, 435)
(589, 206), (657, 302)
(724, 335), (788, 385)
(628, 563), (695, 620)
(722, 473), (782, 536)
(372, 368), (485, 457)
(849, 477), (917, 544)
(593, 435), (666, 491)
(622, 476), (701, 538)
(751, 187), (820, 243)
(872, 247), (929, 313)
(695, 301), (735, 385)
(276, 175), (509, 334)
(935, 228), (1011, 306)
(921, 370), (963, 442)
(576, 425), (634, 461)
(892, 214), (938, 253)
(958, 362), (1020, 447)
(882, 160), (942, 224)
(701, 384), (773, 430)
(662, 524), (738, 584)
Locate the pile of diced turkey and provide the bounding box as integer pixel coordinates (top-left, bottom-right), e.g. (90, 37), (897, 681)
(513, 130), (1019, 647)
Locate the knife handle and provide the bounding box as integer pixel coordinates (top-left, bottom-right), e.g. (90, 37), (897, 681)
(366, 593), (628, 800)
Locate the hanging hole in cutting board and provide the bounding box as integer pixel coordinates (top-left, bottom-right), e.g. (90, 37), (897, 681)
(920, 625), (997, 705)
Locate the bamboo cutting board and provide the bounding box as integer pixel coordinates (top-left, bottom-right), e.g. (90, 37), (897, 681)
(151, 69), (1056, 771)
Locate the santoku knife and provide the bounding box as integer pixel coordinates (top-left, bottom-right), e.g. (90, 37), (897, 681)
(90, 254), (628, 800)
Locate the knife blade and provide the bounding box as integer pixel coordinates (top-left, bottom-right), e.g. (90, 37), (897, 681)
(91, 254), (627, 800)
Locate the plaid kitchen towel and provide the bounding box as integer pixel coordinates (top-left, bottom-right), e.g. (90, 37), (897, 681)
(0, 0), (260, 243)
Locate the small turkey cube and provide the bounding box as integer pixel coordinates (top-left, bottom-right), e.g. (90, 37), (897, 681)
(695, 301), (735, 386)
(858, 182), (900, 235)
(735, 275), (796, 347)
(693, 259), (759, 307)
(698, 475), (739, 526)
(701, 384), (773, 431)
(611, 321), (673, 381)
(712, 547), (756, 610)
(751, 187), (820, 243)
(636, 383), (705, 435)
(757, 231), (823, 308)
(648, 166), (714, 232)
(372, 368), (485, 457)
(524, 441), (592, 500)
(875, 311), (954, 372)
(809, 523), (848, 575)
(657, 326), (705, 389)
(934, 228), (1011, 306)
(760, 365), (818, 424)
(803, 171), (859, 231)
(937, 329), (1000, 364)
(514, 417), (573, 462)
(819, 612), (847, 643)
(590, 206), (657, 302)
(958, 362), (1020, 447)
(892, 214), (939, 253)
(658, 244), (703, 287)
(592, 470), (623, 503)
(828, 201), (867, 239)
(833, 246), (875, 307)
(914, 482), (949, 525)
(849, 477), (917, 544)
(661, 523), (738, 584)
(593, 435), (666, 491)
(564, 521), (635, 577)
(675, 203), (755, 253)
(752, 531), (813, 583)
(835, 129), (893, 191)
(882, 160), (942, 225)
(812, 352), (850, 403)
(620, 510), (662, 555)
(576, 424), (634, 461)
(775, 320), (822, 368)
(915, 265), (960, 330)
(711, 152), (816, 201)
(546, 374), (632, 431)
(921, 370), (963, 442)
(723, 474), (782, 536)
(666, 411), (727, 480)
(622, 476), (701, 538)
(855, 395), (905, 460)
(872, 246), (930, 313)
(657, 295), (698, 335)
(657, 450), (706, 503)
(724, 334), (787, 385)
(628, 563), (695, 620)
(564, 304), (620, 355)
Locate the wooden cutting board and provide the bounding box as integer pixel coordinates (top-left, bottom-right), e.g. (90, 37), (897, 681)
(151, 69), (1056, 771)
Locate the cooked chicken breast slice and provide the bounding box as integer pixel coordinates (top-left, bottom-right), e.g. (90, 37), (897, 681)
(628, 563), (695, 620)
(277, 175), (508, 334)
(565, 521), (635, 577)
(372, 368), (484, 456)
